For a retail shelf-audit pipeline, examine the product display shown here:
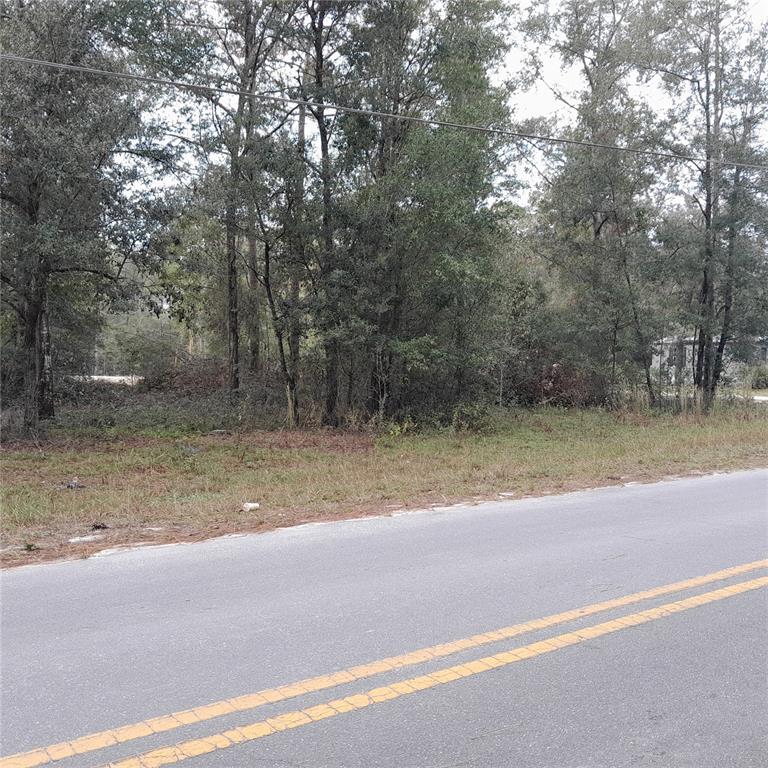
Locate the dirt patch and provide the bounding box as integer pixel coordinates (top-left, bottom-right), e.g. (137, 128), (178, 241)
(0, 500), (412, 568)
(1, 434), (162, 454)
(205, 430), (375, 453)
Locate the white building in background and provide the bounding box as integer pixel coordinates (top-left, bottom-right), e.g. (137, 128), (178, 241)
(652, 336), (768, 387)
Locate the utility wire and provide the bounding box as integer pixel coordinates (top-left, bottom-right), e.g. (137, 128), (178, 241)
(2, 53), (767, 172)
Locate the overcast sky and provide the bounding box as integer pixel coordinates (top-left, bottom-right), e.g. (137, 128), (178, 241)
(505, 0), (768, 127)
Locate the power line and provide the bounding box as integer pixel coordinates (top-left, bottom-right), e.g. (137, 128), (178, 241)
(2, 53), (767, 172)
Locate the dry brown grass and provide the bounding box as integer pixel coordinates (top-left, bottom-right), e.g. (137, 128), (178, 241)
(2, 407), (766, 567)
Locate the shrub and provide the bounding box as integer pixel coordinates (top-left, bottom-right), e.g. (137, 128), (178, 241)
(536, 363), (609, 407)
(751, 365), (768, 390)
(451, 401), (491, 433)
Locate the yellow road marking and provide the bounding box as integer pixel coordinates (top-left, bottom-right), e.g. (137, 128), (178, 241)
(97, 575), (768, 768)
(1, 558), (765, 768)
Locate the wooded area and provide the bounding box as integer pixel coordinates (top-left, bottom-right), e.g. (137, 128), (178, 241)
(2, 0), (767, 434)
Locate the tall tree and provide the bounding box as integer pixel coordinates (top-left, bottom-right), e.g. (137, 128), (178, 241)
(523, 0), (666, 404)
(339, 0), (439, 417)
(296, 0), (356, 425)
(649, 0), (768, 407)
(1, 0), (205, 428)
(194, 0), (299, 392)
(1, 1), (143, 426)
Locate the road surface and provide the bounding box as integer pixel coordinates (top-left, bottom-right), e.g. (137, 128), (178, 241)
(2, 470), (767, 767)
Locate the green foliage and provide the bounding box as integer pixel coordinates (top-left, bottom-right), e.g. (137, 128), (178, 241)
(751, 366), (768, 390)
(95, 314), (189, 378)
(2, 0), (765, 434)
(0, 0), (198, 425)
(451, 402), (492, 433)
(383, 415), (417, 439)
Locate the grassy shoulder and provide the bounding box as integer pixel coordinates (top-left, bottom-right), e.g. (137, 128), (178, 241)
(2, 406), (767, 567)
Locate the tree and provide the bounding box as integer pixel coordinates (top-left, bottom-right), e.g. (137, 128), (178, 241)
(522, 0), (668, 404)
(648, 0), (768, 406)
(185, 0), (299, 392)
(290, 0), (357, 425)
(1, 0), (203, 428)
(1, 1), (144, 426)
(334, 0), (511, 418)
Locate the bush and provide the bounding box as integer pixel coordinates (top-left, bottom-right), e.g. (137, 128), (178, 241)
(142, 358), (227, 395)
(536, 363), (609, 407)
(383, 415), (417, 438)
(751, 365), (768, 390)
(451, 401), (492, 433)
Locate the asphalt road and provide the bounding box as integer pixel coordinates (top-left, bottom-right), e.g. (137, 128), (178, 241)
(2, 470), (767, 768)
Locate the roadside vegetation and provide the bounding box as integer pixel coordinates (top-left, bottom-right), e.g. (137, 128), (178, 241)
(2, 2), (766, 566)
(3, 398), (766, 567)
(3, 0), (768, 434)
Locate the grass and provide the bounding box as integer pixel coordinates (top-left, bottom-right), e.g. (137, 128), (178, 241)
(2, 406), (767, 566)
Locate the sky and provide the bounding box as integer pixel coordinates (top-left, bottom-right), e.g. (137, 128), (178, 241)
(127, 0), (768, 204)
(505, 0), (768, 126)
(496, 0), (768, 202)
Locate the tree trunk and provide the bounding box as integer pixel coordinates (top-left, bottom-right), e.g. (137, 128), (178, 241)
(22, 286), (54, 428)
(286, 272), (301, 426)
(369, 257), (404, 418)
(711, 167), (741, 399)
(284, 92), (307, 428)
(285, 380), (299, 427)
(225, 204), (240, 392)
(245, 211), (261, 376)
(452, 301), (466, 402)
(322, 338), (339, 427)
(318, 113), (338, 425)
(694, 4), (722, 411)
(261, 241), (300, 427)
(624, 283), (656, 407)
(310, 7), (340, 427)
(368, 346), (389, 420)
(22, 298), (41, 429)
(610, 316), (618, 403)
(223, 56), (249, 393)
(38, 300), (54, 420)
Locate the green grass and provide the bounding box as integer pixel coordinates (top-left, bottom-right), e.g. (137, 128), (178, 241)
(2, 406), (767, 565)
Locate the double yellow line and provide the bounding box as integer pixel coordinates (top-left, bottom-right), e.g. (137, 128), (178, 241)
(3, 559), (766, 768)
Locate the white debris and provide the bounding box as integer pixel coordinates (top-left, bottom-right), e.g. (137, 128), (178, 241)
(68, 534), (103, 543)
(69, 374), (143, 385)
(241, 502), (260, 512)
